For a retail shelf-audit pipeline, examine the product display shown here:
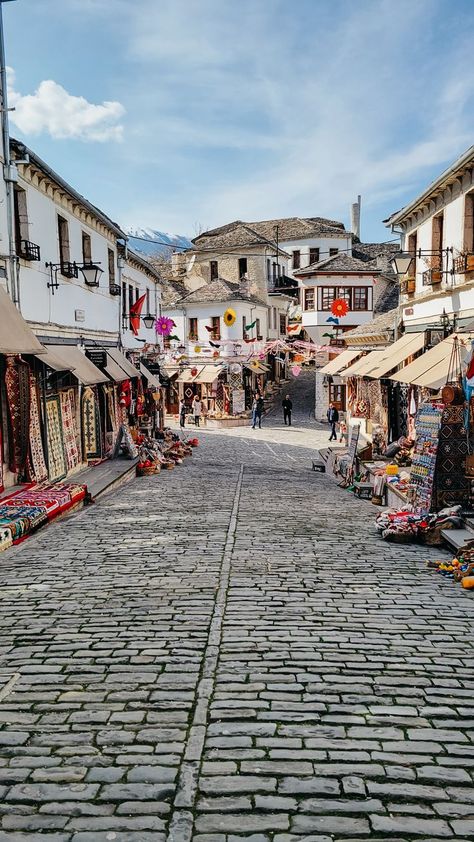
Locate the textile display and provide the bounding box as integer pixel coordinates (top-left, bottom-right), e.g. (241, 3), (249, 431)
(0, 515), (29, 541)
(0, 427), (3, 492)
(368, 379), (384, 426)
(59, 389), (80, 471)
(45, 396), (67, 482)
(82, 387), (102, 460)
(0, 526), (12, 552)
(434, 404), (470, 510)
(5, 356), (31, 477)
(0, 481), (88, 552)
(407, 403), (443, 514)
(27, 372), (48, 483)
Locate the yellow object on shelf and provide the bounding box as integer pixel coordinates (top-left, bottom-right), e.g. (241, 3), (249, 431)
(386, 464), (398, 476)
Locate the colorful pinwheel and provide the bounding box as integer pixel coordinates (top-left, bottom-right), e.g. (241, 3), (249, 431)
(155, 316), (175, 336)
(331, 299), (349, 318)
(224, 308), (237, 326)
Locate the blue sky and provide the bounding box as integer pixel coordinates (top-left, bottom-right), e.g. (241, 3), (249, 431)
(4, 0), (474, 242)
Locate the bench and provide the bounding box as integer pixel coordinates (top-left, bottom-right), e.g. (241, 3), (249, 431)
(440, 527), (474, 552)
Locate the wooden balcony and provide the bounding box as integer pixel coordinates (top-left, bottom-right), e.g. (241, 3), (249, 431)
(422, 268), (443, 286)
(454, 253), (474, 274)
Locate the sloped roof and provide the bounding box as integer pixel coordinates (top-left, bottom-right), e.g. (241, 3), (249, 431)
(248, 216), (348, 241)
(161, 278), (188, 307)
(192, 221), (278, 250)
(374, 279), (399, 314)
(343, 308), (398, 344)
(167, 277), (267, 307)
(352, 242), (399, 271)
(295, 252), (381, 275)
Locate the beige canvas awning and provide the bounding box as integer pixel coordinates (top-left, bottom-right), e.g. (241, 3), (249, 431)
(391, 333), (474, 389)
(139, 362), (161, 388)
(364, 332), (425, 379)
(195, 364), (220, 384)
(319, 350), (362, 375)
(341, 351), (384, 378)
(35, 346), (75, 372)
(177, 367), (204, 383)
(0, 287), (46, 355)
(107, 348), (141, 379)
(45, 345), (108, 385)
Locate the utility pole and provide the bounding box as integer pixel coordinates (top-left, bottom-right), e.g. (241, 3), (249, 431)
(0, 1), (18, 304)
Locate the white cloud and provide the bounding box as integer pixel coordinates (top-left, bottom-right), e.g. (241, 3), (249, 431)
(7, 69), (125, 142)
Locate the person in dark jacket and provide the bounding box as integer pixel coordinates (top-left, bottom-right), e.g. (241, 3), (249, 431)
(252, 392), (264, 429)
(327, 403), (339, 441)
(282, 395), (293, 426)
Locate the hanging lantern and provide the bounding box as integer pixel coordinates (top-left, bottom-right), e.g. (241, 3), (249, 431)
(191, 367), (198, 376)
(194, 345), (202, 354)
(224, 308), (237, 327)
(293, 354), (304, 363)
(331, 299), (349, 318)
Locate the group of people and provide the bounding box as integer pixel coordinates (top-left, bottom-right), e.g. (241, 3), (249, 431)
(179, 395), (202, 429)
(177, 390), (295, 431)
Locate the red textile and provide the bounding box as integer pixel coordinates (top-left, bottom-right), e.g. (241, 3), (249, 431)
(130, 293), (147, 336)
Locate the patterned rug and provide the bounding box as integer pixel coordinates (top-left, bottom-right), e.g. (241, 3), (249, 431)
(60, 389), (80, 471)
(0, 428), (3, 493)
(5, 356), (30, 477)
(28, 372), (48, 483)
(82, 387), (102, 460)
(45, 396), (67, 482)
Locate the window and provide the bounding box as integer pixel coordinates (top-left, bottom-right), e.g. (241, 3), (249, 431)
(272, 262), (277, 281)
(189, 317), (198, 340)
(82, 232), (92, 264)
(146, 288), (151, 314)
(238, 257), (248, 277)
(329, 247), (339, 257)
(353, 287), (369, 310)
(432, 214), (443, 269)
(256, 318), (261, 338)
(122, 281), (127, 315)
(210, 260), (218, 281)
(273, 307), (277, 329)
(13, 187), (28, 251)
(211, 315), (220, 339)
(128, 284), (134, 329)
(309, 247), (319, 265)
(292, 250), (300, 269)
(279, 314), (286, 335)
(135, 287), (140, 302)
(242, 315), (247, 336)
(107, 248), (115, 288)
(338, 287), (352, 306)
(304, 288), (315, 310)
(329, 383), (346, 411)
(464, 195), (474, 253)
(267, 258), (271, 281)
(321, 287), (337, 310)
(57, 215), (70, 267)
(407, 231), (417, 274)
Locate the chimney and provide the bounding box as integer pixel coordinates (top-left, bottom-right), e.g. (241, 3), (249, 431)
(351, 195), (361, 239)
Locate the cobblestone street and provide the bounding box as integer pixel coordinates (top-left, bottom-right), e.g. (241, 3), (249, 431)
(0, 374), (473, 841)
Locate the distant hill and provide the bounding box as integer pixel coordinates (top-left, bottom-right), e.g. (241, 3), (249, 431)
(127, 228), (192, 257)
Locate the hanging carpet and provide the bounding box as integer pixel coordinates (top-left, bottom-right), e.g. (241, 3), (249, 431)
(81, 387), (102, 460)
(434, 404), (470, 509)
(0, 427), (3, 493)
(60, 389), (80, 471)
(27, 372), (48, 483)
(5, 356), (30, 478)
(45, 395), (67, 482)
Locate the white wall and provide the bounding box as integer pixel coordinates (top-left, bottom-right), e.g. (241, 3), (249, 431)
(162, 300), (269, 359)
(282, 235), (352, 279)
(120, 259), (161, 350)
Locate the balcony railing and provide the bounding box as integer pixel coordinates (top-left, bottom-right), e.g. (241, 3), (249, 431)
(422, 267), (443, 286)
(454, 253), (474, 274)
(18, 240), (40, 261)
(109, 283), (121, 296)
(400, 276), (416, 294)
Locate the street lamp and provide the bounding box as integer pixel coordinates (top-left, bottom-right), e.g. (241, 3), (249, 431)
(390, 251), (415, 276)
(142, 313), (155, 330)
(79, 262), (103, 287)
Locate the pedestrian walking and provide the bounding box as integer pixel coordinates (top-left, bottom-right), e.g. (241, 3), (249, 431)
(179, 398), (186, 430)
(327, 402), (339, 441)
(282, 394), (293, 426)
(192, 395), (202, 427)
(251, 392), (264, 429)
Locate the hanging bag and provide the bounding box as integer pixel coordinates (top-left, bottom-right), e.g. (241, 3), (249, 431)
(441, 337), (464, 405)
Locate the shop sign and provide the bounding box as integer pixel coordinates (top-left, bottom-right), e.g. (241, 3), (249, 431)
(86, 349), (107, 369)
(232, 388), (245, 414)
(75, 309), (85, 322)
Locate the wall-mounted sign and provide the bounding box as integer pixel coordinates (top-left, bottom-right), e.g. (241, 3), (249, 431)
(86, 349), (107, 369)
(75, 309), (85, 322)
(404, 307), (414, 316)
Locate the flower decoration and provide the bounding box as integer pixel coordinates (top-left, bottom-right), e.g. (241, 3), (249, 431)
(191, 367), (198, 376)
(224, 308), (237, 327)
(331, 298), (349, 318)
(155, 316), (175, 336)
(291, 365), (301, 377)
(213, 351), (220, 359)
(194, 345), (202, 354)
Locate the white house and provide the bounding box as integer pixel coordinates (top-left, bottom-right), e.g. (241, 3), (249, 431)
(385, 145), (474, 331)
(295, 253), (382, 344)
(9, 138), (161, 351)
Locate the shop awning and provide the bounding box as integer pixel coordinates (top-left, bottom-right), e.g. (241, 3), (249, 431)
(391, 333), (474, 389)
(0, 287), (46, 355)
(139, 362), (161, 388)
(341, 352), (383, 378)
(177, 367), (204, 383)
(195, 364), (220, 384)
(363, 332), (425, 379)
(107, 348), (141, 379)
(319, 350), (362, 375)
(35, 345), (75, 372)
(161, 365), (179, 379)
(46, 345), (108, 385)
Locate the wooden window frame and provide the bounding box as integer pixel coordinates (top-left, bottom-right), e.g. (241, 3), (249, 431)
(292, 250), (300, 269)
(309, 247), (319, 265)
(210, 260), (218, 281)
(57, 214), (70, 267)
(279, 313), (286, 335)
(238, 257), (248, 277)
(211, 315), (221, 340)
(329, 247), (339, 257)
(188, 317), (198, 341)
(82, 232), (92, 264)
(304, 288), (315, 310)
(107, 247), (115, 286)
(329, 383), (346, 411)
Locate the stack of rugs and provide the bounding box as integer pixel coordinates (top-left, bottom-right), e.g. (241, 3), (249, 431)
(375, 505), (463, 544)
(0, 481), (87, 552)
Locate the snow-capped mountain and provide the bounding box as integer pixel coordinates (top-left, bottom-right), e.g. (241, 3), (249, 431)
(127, 228), (192, 257)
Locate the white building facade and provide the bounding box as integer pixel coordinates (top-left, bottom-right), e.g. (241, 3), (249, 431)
(385, 145), (474, 331)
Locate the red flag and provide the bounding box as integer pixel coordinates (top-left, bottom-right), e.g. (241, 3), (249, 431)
(129, 293), (147, 335)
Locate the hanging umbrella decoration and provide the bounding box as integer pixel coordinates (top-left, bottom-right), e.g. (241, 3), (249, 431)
(331, 298), (349, 318)
(291, 365), (302, 377)
(155, 316), (175, 336)
(224, 308), (237, 327)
